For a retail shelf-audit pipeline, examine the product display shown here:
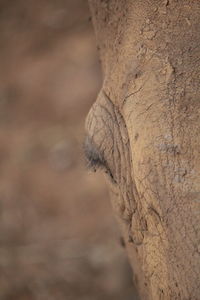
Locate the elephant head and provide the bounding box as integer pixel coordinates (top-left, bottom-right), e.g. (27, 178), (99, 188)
(85, 1), (200, 299)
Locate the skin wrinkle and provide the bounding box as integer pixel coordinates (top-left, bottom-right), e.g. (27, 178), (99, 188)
(103, 89), (140, 213)
(85, 89), (140, 224)
(98, 98), (119, 184)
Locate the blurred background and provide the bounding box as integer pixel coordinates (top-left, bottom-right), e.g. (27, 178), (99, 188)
(0, 1), (137, 299)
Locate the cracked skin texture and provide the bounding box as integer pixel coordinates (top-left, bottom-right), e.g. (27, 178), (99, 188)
(86, 1), (200, 299)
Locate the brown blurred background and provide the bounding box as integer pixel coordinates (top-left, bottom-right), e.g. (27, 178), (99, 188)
(0, 1), (137, 299)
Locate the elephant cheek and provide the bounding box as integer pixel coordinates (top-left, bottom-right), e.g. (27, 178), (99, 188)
(123, 97), (200, 298)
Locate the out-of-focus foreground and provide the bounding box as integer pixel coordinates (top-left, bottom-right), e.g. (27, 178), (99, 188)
(0, 1), (137, 299)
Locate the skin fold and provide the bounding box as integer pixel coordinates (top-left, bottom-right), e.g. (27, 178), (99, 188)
(85, 1), (200, 299)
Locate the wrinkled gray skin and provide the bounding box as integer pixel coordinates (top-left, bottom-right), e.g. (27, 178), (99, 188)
(85, 1), (200, 299)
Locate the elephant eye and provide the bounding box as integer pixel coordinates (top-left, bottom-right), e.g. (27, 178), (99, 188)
(83, 135), (117, 184)
(84, 135), (106, 171)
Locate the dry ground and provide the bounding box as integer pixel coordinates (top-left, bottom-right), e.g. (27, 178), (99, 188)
(0, 1), (138, 299)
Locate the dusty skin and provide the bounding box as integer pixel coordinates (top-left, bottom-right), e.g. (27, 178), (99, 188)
(86, 1), (200, 299)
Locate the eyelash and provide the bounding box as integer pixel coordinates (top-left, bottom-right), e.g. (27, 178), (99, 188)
(84, 144), (105, 171)
(83, 139), (117, 184)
